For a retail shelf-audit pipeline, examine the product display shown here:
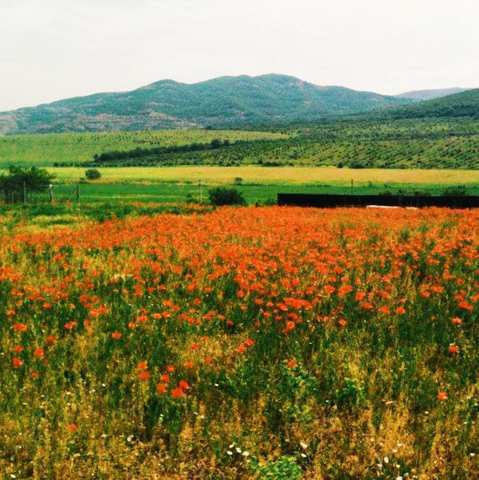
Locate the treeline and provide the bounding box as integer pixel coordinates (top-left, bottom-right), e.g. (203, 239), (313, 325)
(93, 138), (232, 164)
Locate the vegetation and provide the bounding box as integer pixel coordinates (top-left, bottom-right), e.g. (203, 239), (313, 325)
(0, 130), (286, 168)
(0, 74), (411, 134)
(45, 165), (479, 187)
(0, 166), (54, 203)
(1, 207), (479, 478)
(208, 187), (246, 206)
(5, 117), (479, 170)
(375, 89), (479, 120)
(93, 138), (233, 164)
(84, 168), (101, 181)
(396, 87), (468, 101)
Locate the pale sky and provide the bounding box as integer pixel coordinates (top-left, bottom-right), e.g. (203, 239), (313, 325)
(1, 0), (478, 111)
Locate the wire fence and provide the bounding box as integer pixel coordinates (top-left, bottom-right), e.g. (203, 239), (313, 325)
(1, 183), (82, 205)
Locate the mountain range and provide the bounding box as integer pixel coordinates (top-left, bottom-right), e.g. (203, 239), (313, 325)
(0, 74), (476, 134)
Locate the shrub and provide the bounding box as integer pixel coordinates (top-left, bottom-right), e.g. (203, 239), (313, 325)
(208, 187), (246, 206)
(0, 166), (55, 203)
(85, 168), (102, 181)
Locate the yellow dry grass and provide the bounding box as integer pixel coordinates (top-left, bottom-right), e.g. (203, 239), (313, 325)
(48, 166), (479, 186)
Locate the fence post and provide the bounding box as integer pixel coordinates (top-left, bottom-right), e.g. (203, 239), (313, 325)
(23, 181), (27, 204)
(48, 184), (54, 204)
(76, 184), (80, 203)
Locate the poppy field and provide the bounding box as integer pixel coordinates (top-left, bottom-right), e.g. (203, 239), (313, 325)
(1, 206), (479, 479)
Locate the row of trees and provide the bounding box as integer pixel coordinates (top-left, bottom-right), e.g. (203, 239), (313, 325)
(93, 139), (232, 164)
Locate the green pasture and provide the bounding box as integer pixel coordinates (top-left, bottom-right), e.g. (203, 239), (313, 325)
(1, 166), (477, 204)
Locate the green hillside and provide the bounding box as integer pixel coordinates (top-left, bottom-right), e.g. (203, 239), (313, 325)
(0, 74), (410, 134)
(382, 89), (479, 119)
(88, 118), (479, 170)
(0, 129), (287, 168)
(3, 118), (479, 170)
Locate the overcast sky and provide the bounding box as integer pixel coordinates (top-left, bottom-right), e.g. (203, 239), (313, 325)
(1, 0), (478, 111)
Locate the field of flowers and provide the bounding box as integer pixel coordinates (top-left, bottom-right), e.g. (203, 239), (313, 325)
(1, 206), (479, 479)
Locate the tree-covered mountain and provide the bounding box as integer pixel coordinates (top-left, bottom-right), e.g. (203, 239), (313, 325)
(379, 89), (479, 120)
(396, 88), (468, 101)
(0, 74), (411, 134)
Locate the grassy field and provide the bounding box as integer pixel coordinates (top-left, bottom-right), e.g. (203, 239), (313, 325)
(0, 130), (287, 167)
(1, 166), (475, 204)
(1, 206), (479, 478)
(48, 165), (479, 185)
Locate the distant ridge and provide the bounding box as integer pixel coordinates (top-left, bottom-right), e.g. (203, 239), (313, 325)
(377, 88), (479, 119)
(0, 74), (411, 134)
(396, 88), (468, 101)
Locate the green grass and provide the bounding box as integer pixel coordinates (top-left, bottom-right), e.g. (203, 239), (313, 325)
(27, 181), (479, 205)
(0, 166), (475, 205)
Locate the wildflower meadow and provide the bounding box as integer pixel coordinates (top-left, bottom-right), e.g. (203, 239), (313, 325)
(1, 206), (478, 479)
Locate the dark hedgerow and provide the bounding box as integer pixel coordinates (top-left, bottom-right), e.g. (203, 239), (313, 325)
(208, 187), (246, 206)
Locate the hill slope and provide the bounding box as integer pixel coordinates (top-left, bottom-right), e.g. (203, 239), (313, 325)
(0, 74), (411, 134)
(396, 87), (468, 101)
(381, 89), (479, 120)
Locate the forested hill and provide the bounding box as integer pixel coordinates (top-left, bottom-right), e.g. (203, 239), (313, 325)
(0, 74), (411, 134)
(378, 89), (479, 120)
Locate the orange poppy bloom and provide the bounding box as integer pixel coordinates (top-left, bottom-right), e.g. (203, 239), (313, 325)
(284, 321), (296, 333)
(171, 387), (186, 399)
(287, 358), (298, 369)
(156, 383), (168, 395)
(111, 331), (122, 340)
(437, 391), (448, 401)
(178, 380), (190, 390)
(12, 357), (23, 368)
(67, 423), (78, 433)
(13, 323), (28, 333)
(137, 361), (148, 370)
(137, 370), (151, 382)
(33, 347), (45, 359)
(448, 344), (459, 354)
